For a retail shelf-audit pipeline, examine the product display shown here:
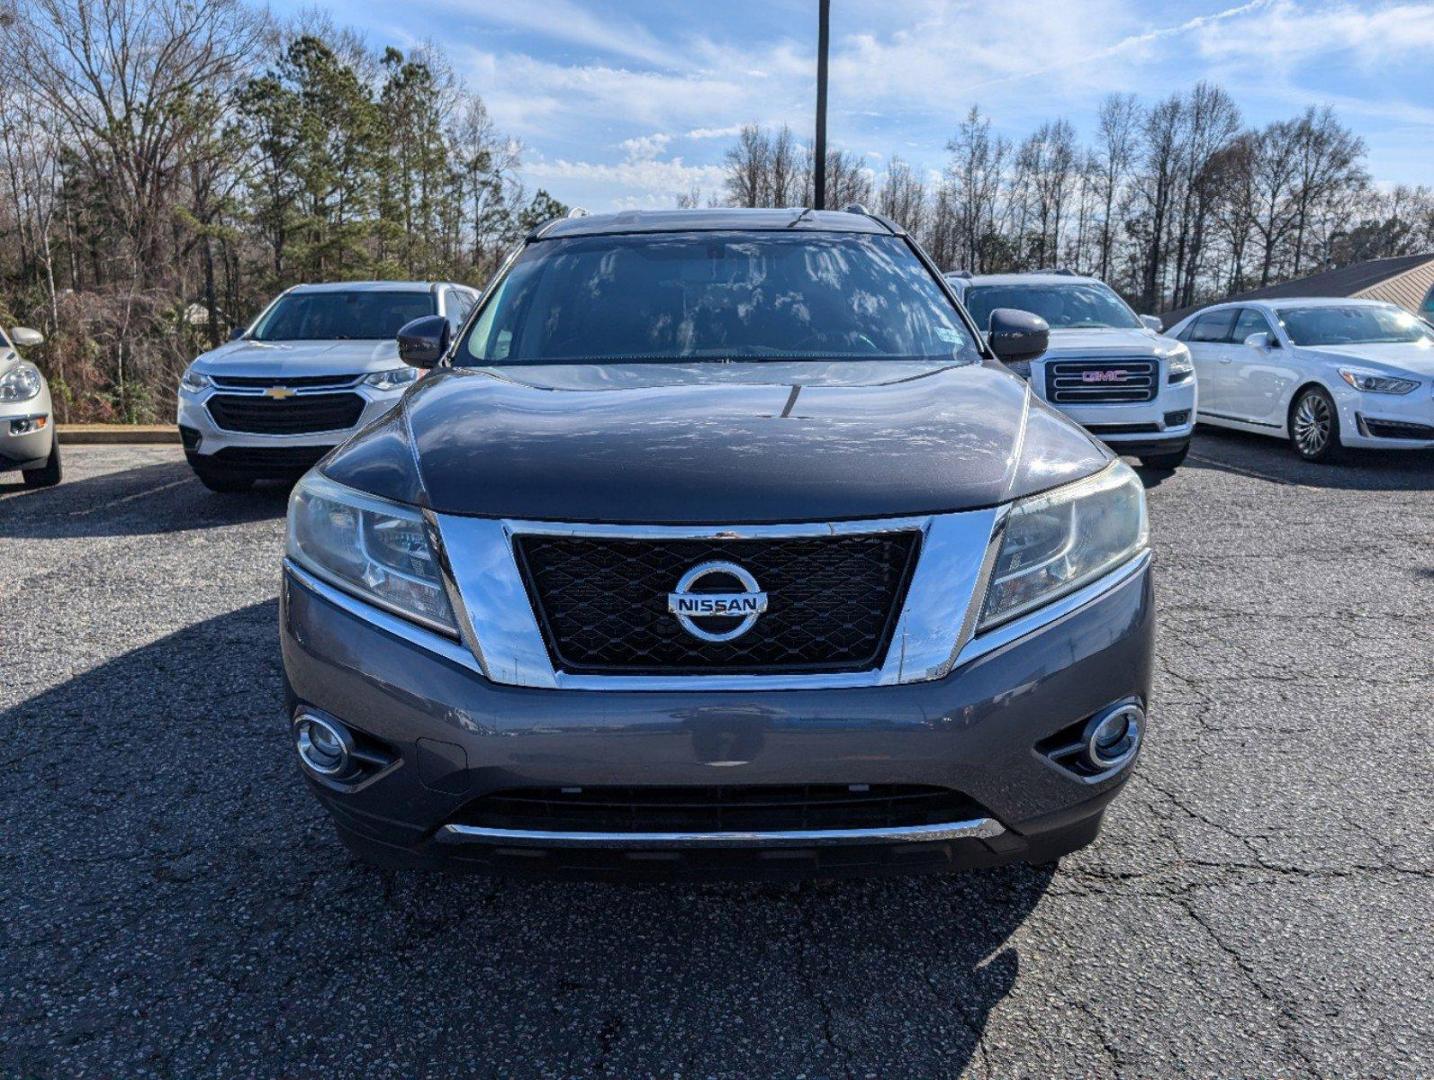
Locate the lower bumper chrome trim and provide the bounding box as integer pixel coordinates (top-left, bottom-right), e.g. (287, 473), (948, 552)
(434, 817), (1006, 849)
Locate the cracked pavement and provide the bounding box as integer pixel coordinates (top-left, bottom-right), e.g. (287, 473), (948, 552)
(1, 434), (1430, 1077)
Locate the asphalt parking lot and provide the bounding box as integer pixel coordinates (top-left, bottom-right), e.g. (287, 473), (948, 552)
(2, 435), (1431, 1078)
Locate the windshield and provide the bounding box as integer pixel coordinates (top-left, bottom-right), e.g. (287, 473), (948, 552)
(251, 290), (436, 342)
(459, 231), (982, 365)
(1278, 305), (1434, 346)
(963, 283), (1143, 331)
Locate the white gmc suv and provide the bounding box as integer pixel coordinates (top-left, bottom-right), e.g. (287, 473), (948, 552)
(946, 271), (1197, 469)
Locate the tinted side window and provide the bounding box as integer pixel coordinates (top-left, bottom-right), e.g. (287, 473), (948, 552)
(444, 288), (474, 331)
(1185, 310), (1237, 343)
(1231, 308), (1271, 342)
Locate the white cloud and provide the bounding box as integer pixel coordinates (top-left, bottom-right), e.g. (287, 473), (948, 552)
(445, 0), (676, 68)
(687, 124), (746, 140)
(620, 133), (673, 161)
(525, 156), (727, 197)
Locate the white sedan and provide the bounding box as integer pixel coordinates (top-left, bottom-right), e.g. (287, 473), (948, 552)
(1166, 298), (1434, 461)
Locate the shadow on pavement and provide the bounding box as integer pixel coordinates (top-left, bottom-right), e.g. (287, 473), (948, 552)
(1185, 426), (1434, 491)
(1, 601), (1052, 1077)
(0, 458), (289, 538)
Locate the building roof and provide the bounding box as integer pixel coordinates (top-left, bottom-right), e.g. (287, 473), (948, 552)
(1161, 253), (1434, 329)
(536, 208), (895, 239)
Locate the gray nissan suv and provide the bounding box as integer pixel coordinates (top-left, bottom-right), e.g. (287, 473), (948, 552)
(281, 208), (1153, 880)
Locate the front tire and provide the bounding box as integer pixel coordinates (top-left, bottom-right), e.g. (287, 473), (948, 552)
(21, 439), (62, 488)
(1289, 386), (1341, 462)
(1139, 446), (1188, 470)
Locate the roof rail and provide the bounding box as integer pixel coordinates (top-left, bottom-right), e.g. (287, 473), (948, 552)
(1033, 266), (1077, 276)
(945, 270), (973, 279)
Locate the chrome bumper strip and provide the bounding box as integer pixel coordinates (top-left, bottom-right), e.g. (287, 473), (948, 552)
(435, 817), (1006, 849)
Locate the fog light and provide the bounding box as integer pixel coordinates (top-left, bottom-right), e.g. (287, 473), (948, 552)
(294, 713), (353, 776)
(1083, 702), (1143, 771)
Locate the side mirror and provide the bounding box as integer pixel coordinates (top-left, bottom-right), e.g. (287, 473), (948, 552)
(1139, 315), (1164, 333)
(10, 326), (43, 348)
(987, 308), (1049, 364)
(1243, 332), (1276, 349)
(228, 325), (247, 342)
(397, 315), (451, 368)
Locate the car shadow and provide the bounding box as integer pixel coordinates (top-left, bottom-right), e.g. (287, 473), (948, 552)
(0, 601), (1052, 1077)
(1185, 425), (1434, 491)
(0, 459), (290, 539)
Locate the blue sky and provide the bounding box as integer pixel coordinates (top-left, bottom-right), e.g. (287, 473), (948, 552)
(290, 0), (1434, 210)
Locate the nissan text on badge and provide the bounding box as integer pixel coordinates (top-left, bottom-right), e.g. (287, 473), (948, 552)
(281, 208), (1154, 881)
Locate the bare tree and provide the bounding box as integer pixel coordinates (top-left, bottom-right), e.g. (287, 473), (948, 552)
(1093, 94), (1140, 281)
(723, 124), (769, 208)
(877, 156), (925, 235)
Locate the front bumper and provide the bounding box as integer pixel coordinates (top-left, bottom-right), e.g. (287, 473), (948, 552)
(280, 554), (1155, 879)
(0, 391), (54, 471)
(1336, 384), (1434, 449)
(176, 382), (406, 472)
(1041, 370), (1197, 458)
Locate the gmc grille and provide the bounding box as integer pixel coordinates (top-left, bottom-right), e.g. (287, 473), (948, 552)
(206, 392), (365, 435)
(1045, 360), (1158, 404)
(514, 532), (921, 675)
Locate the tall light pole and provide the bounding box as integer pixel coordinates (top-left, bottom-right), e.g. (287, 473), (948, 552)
(813, 0), (829, 209)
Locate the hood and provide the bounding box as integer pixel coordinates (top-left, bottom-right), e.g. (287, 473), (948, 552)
(323, 361), (1109, 524)
(190, 338), (403, 378)
(1308, 342), (1434, 379)
(1041, 326), (1182, 359)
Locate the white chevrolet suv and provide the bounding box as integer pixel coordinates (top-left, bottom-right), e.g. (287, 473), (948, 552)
(947, 272), (1197, 469)
(177, 281), (478, 491)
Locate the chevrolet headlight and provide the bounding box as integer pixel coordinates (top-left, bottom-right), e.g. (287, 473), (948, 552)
(978, 461), (1148, 630)
(180, 368), (213, 393)
(0, 363), (43, 402)
(1338, 368), (1418, 395)
(287, 473), (457, 634)
(363, 366), (421, 391)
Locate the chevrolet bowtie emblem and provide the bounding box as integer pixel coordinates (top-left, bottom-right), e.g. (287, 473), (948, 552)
(264, 386), (297, 400)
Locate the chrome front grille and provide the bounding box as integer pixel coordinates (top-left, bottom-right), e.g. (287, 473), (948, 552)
(1045, 360), (1158, 404)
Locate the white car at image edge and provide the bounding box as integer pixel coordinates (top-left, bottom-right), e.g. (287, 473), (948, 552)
(1165, 297), (1434, 461)
(0, 325), (60, 488)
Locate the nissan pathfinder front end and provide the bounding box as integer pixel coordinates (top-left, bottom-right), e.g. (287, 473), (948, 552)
(280, 208), (1153, 880)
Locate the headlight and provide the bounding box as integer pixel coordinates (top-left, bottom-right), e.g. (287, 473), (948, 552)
(180, 368), (213, 393)
(0, 363), (43, 402)
(363, 366), (421, 391)
(1167, 348), (1194, 384)
(1338, 369), (1418, 395)
(978, 460), (1148, 631)
(287, 473), (458, 635)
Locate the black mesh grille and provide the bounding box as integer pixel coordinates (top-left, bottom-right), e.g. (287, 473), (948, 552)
(206, 392), (365, 434)
(453, 784), (985, 833)
(1362, 417), (1434, 440)
(515, 532), (921, 674)
(1045, 359), (1158, 403)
